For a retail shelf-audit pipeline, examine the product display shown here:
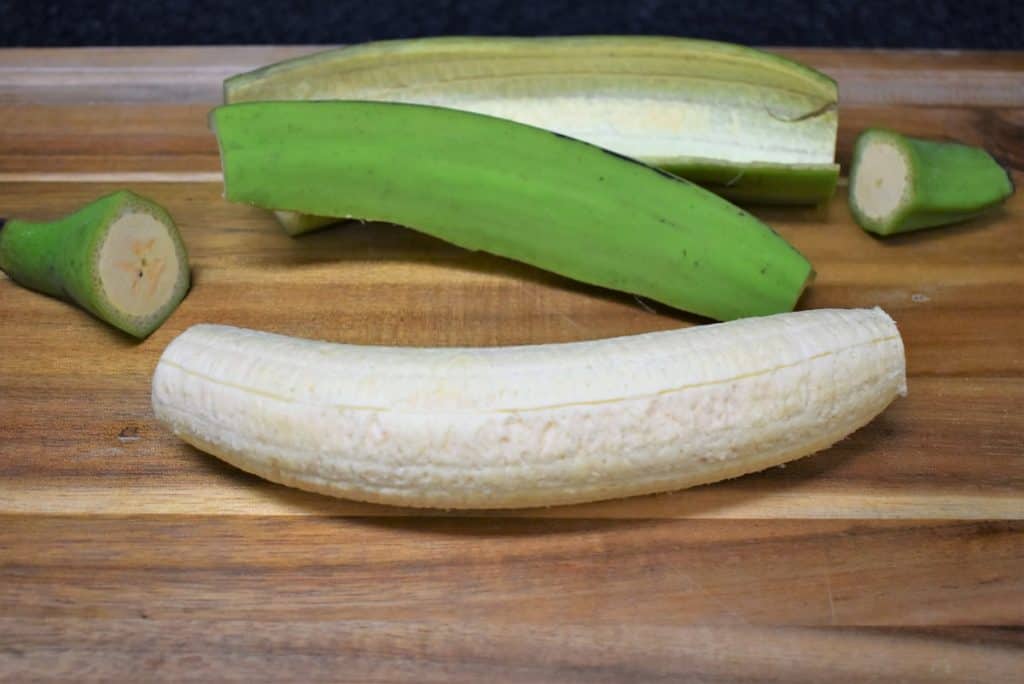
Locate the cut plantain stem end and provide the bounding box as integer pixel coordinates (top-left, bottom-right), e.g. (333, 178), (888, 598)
(0, 192), (190, 338)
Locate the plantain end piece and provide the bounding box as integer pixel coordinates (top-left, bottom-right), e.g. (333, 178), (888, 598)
(849, 128), (1015, 236)
(0, 191), (190, 338)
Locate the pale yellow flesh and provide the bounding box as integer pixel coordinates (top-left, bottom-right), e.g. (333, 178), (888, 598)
(850, 142), (910, 221)
(98, 212), (181, 317)
(273, 210), (342, 236)
(152, 308), (907, 510)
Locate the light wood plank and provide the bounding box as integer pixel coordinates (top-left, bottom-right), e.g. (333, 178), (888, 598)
(1, 620), (1021, 683)
(1, 517), (1021, 626)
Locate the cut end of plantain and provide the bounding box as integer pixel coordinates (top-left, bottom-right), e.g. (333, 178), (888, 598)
(95, 195), (190, 337)
(849, 135), (912, 234)
(0, 190), (190, 339)
(849, 128), (1014, 236)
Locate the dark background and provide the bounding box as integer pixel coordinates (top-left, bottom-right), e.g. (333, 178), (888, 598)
(2, 0), (1022, 49)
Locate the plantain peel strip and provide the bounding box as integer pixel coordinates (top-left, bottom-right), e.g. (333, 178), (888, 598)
(210, 100), (814, 322)
(224, 36), (840, 234)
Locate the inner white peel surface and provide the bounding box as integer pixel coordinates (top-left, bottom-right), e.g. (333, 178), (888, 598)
(228, 40), (839, 168)
(373, 94), (833, 165)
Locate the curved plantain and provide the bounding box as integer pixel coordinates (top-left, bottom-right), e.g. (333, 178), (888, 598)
(153, 308), (906, 509)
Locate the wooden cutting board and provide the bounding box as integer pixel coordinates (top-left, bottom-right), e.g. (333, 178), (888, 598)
(1, 47), (1022, 681)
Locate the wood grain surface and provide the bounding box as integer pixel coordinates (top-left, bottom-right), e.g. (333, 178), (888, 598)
(0, 46), (1022, 682)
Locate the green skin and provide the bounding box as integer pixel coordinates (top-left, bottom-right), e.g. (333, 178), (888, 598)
(225, 36), (839, 215)
(213, 101), (814, 322)
(278, 160), (838, 236)
(0, 190), (190, 338)
(850, 128), (1015, 236)
(657, 158), (838, 206)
